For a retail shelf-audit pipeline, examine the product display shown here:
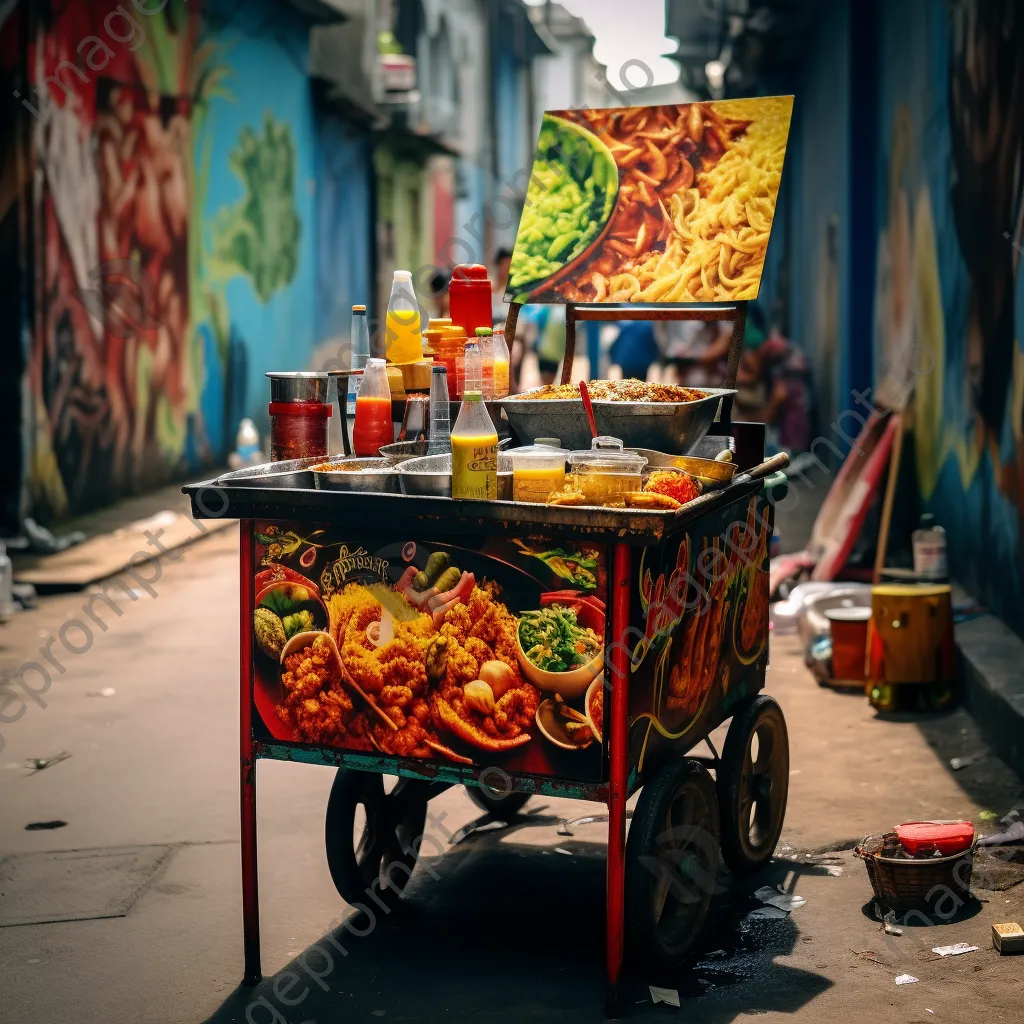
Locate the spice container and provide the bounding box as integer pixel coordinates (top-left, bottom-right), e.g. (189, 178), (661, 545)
(433, 326), (466, 399)
(266, 371), (332, 462)
(510, 444), (568, 503)
(567, 436), (647, 505)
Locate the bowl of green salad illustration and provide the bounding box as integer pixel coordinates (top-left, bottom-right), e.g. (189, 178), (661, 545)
(507, 115), (620, 302)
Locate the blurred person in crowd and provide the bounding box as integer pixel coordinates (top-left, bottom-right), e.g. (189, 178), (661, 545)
(610, 319), (660, 381)
(662, 319), (731, 386)
(429, 270), (450, 319)
(534, 304), (566, 385)
(492, 247), (512, 326)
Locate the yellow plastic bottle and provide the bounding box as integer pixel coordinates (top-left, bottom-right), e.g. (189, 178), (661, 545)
(451, 341), (498, 500)
(385, 270), (423, 364)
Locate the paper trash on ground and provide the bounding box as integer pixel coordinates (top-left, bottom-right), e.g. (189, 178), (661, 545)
(755, 886), (806, 912)
(895, 974), (919, 986)
(932, 943), (979, 957)
(746, 906), (789, 921)
(649, 986), (680, 1007)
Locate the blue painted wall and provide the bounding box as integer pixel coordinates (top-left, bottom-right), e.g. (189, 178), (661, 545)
(195, 0), (318, 442)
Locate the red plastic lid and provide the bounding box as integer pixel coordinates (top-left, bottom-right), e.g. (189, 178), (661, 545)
(895, 821), (975, 857)
(451, 263), (489, 283)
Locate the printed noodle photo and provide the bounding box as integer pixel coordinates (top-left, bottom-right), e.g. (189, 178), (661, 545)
(507, 96), (793, 304)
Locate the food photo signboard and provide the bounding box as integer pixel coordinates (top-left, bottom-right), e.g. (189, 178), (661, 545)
(250, 525), (608, 783)
(507, 97), (793, 304)
(627, 493), (772, 772)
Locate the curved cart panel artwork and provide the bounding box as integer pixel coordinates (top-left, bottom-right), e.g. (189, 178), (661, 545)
(627, 494), (772, 773)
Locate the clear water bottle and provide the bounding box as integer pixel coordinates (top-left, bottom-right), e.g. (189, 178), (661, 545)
(427, 365), (452, 455)
(347, 304), (370, 416)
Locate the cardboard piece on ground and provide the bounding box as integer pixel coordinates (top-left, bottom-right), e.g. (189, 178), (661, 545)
(13, 510), (230, 589)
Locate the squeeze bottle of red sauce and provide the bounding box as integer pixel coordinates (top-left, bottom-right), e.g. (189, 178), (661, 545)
(353, 357), (393, 456)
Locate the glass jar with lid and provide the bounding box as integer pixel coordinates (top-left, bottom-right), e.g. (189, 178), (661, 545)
(567, 436), (647, 505)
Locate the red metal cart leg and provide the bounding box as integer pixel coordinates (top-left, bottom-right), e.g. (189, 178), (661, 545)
(605, 543), (631, 1017)
(240, 520), (262, 985)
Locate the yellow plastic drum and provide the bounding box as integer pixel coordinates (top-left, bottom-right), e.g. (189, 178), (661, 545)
(866, 584), (955, 711)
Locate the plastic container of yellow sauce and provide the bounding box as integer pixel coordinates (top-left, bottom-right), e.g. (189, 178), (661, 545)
(510, 444), (568, 503)
(567, 436), (647, 505)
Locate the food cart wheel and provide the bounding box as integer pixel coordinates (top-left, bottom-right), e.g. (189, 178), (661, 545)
(716, 695), (789, 875)
(324, 769), (429, 908)
(465, 786), (531, 817)
(624, 759), (720, 968)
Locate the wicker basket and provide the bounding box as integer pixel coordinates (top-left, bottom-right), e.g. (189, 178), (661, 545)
(855, 832), (975, 909)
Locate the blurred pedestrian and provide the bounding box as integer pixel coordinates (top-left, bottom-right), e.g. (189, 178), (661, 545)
(429, 270), (450, 319)
(609, 320), (660, 381)
(534, 304), (566, 386)
(492, 247), (512, 327)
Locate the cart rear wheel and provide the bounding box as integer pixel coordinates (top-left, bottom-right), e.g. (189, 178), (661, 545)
(466, 786), (531, 817)
(717, 695), (789, 875)
(325, 769), (429, 909)
(625, 759), (720, 968)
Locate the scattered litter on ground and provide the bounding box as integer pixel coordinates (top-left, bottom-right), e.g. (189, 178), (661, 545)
(24, 820), (67, 831)
(926, 1010), (934, 1015)
(649, 986), (680, 1007)
(877, 907), (903, 936)
(754, 886), (806, 912)
(449, 819), (507, 845)
(826, 866), (844, 876)
(554, 847), (573, 856)
(746, 906), (789, 921)
(979, 821), (1024, 847)
(851, 949), (891, 967)
(24, 752), (71, 773)
(978, 810), (1000, 822)
(949, 754), (983, 771)
(86, 688), (116, 698)
(894, 974), (918, 986)
(932, 943), (979, 957)
(992, 922), (1024, 954)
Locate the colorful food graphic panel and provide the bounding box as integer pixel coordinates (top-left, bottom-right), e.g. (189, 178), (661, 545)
(627, 493), (773, 772)
(251, 526), (608, 782)
(507, 97), (793, 304)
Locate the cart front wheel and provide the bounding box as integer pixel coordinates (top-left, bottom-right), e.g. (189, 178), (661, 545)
(625, 759), (720, 969)
(717, 695), (789, 875)
(466, 786), (531, 817)
(325, 769), (429, 909)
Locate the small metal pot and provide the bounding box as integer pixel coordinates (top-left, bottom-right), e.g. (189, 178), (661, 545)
(312, 458), (401, 493)
(397, 453), (512, 499)
(266, 371), (329, 404)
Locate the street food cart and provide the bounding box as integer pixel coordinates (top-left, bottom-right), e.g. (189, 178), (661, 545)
(184, 95), (795, 1015)
(184, 394), (788, 1015)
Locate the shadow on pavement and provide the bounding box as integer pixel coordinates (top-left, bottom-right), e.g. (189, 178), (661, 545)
(204, 824), (831, 1022)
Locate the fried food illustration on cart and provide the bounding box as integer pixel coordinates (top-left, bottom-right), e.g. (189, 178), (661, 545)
(271, 560), (554, 762)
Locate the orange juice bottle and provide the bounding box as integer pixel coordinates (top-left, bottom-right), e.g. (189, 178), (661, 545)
(385, 270), (422, 364)
(451, 342), (497, 500)
(353, 358), (393, 456)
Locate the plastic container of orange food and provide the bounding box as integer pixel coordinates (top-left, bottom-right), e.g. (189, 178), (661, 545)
(895, 821), (975, 858)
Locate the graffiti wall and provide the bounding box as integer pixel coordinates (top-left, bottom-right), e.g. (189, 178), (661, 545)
(874, 0), (1024, 633)
(20, 0), (318, 523)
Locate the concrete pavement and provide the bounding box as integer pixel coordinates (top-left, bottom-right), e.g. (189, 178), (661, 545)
(1, 525), (1022, 1023)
